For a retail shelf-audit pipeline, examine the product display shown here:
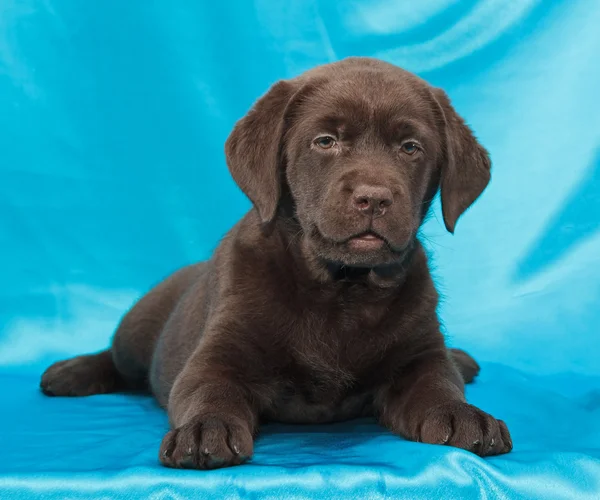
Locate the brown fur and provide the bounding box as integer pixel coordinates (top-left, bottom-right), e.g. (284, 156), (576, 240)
(40, 57), (511, 469)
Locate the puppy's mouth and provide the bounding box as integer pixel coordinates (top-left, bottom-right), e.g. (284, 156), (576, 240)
(316, 226), (401, 254)
(346, 232), (386, 252)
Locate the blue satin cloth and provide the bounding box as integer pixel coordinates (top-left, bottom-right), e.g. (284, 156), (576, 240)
(1, 1), (600, 498)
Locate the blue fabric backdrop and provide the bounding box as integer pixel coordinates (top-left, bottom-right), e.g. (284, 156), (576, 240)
(2, 1), (600, 498)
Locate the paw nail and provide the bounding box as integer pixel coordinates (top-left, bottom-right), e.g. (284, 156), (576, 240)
(202, 447), (210, 456)
(473, 440), (481, 446)
(186, 447), (193, 455)
(233, 444), (241, 455)
(489, 438), (495, 447)
(441, 434), (450, 444)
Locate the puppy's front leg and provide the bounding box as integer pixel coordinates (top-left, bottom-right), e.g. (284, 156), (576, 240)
(377, 349), (512, 457)
(159, 337), (259, 469)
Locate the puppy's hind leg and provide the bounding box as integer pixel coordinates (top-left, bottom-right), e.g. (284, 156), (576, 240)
(449, 348), (481, 384)
(40, 350), (125, 397)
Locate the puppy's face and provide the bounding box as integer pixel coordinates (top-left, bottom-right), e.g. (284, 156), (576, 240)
(226, 58), (491, 270)
(284, 76), (442, 267)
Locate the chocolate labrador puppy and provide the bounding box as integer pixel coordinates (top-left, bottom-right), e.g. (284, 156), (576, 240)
(40, 57), (512, 469)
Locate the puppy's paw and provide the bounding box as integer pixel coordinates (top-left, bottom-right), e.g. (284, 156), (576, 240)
(159, 414), (253, 469)
(40, 352), (121, 397)
(418, 402), (512, 456)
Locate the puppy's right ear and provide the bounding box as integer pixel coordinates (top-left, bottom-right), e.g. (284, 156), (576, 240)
(225, 80), (298, 225)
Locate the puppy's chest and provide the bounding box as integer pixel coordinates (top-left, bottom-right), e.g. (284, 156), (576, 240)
(264, 306), (395, 424)
(268, 348), (375, 424)
(286, 299), (396, 370)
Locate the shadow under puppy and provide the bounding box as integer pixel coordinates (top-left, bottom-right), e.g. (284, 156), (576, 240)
(41, 57), (512, 469)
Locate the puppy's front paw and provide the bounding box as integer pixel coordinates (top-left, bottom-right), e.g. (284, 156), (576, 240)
(159, 414), (253, 469)
(418, 402), (512, 456)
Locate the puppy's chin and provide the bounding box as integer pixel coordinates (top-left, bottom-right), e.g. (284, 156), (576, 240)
(305, 229), (407, 268)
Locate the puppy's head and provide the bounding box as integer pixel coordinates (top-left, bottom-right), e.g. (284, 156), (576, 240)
(226, 58), (490, 268)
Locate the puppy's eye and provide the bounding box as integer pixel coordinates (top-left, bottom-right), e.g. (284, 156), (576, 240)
(401, 141), (419, 155)
(314, 136), (337, 149)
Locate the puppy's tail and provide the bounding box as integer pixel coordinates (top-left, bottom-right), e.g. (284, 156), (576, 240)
(449, 348), (480, 384)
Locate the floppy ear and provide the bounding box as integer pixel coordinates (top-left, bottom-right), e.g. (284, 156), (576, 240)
(433, 88), (491, 233)
(225, 80), (298, 224)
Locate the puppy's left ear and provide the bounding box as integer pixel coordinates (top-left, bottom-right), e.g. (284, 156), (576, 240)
(433, 88), (491, 233)
(225, 80), (298, 225)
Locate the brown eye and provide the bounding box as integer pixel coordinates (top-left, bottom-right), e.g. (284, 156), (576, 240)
(314, 136), (336, 149)
(401, 141), (419, 155)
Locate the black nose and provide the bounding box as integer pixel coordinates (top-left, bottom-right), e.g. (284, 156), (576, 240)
(352, 185), (393, 217)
